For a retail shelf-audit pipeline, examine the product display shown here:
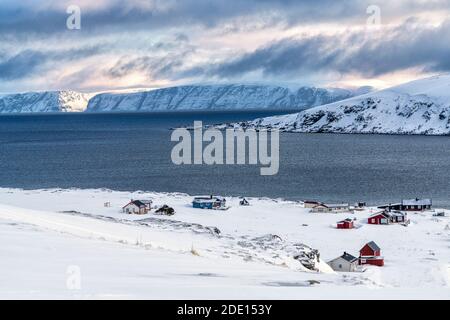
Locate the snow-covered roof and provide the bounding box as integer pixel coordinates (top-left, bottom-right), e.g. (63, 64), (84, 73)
(378, 203), (402, 208)
(324, 203), (349, 208)
(402, 198), (432, 206)
(391, 211), (407, 217)
(369, 210), (391, 218)
(329, 252), (358, 264)
(123, 200), (147, 208)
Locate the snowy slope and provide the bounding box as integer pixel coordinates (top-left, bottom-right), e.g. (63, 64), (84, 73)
(0, 188), (449, 299)
(0, 91), (90, 113)
(230, 75), (450, 135)
(86, 84), (368, 112)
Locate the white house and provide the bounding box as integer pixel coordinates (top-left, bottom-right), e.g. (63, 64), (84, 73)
(122, 200), (151, 215)
(311, 203), (350, 213)
(328, 252), (359, 272)
(303, 200), (323, 208)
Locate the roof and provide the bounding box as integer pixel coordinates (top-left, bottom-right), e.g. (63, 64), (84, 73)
(341, 252), (358, 263)
(364, 241), (381, 252)
(390, 211), (406, 217)
(329, 252), (358, 264)
(123, 200), (147, 208)
(338, 218), (353, 223)
(304, 200), (322, 204)
(378, 203), (402, 208)
(369, 210), (391, 218)
(402, 198), (432, 206)
(324, 203), (349, 208)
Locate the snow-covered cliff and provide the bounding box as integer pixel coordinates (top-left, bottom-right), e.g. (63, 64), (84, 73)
(86, 84), (366, 112)
(0, 91), (90, 113)
(229, 75), (450, 135)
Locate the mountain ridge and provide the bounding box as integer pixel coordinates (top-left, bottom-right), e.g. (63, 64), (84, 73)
(0, 84), (369, 114)
(227, 74), (450, 135)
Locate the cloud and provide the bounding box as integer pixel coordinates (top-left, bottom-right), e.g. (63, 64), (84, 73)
(1, 1), (450, 92)
(204, 19), (450, 79)
(107, 53), (190, 80)
(0, 50), (47, 80)
(0, 46), (104, 80)
(1, 0), (447, 37)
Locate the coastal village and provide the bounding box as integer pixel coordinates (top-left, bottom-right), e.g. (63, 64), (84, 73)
(119, 194), (443, 273)
(1, 187), (449, 298)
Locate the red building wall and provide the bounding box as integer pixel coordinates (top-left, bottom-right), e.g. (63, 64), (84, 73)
(360, 245), (380, 257)
(359, 257), (384, 266)
(337, 221), (353, 229)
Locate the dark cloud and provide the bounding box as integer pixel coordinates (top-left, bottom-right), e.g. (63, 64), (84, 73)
(0, 50), (47, 80)
(0, 46), (103, 80)
(1, 0), (447, 37)
(107, 53), (189, 80)
(204, 19), (450, 79)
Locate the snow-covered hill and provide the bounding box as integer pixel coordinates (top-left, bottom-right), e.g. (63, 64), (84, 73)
(86, 84), (368, 112)
(230, 75), (450, 135)
(0, 91), (90, 113)
(1, 188), (449, 299)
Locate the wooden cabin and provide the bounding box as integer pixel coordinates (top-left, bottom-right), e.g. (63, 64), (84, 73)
(337, 218), (354, 229)
(328, 252), (359, 272)
(359, 241), (384, 267)
(192, 196), (226, 210)
(122, 200), (150, 215)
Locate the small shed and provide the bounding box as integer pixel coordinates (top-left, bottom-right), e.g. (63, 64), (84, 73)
(193, 195), (226, 210)
(359, 241), (384, 266)
(328, 252), (359, 272)
(337, 218), (354, 229)
(390, 211), (408, 223)
(360, 241), (381, 257)
(122, 200), (150, 215)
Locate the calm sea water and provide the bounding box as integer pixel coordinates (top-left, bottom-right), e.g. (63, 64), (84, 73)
(0, 111), (449, 208)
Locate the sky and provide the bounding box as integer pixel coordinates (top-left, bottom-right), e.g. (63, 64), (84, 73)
(0, 0), (449, 93)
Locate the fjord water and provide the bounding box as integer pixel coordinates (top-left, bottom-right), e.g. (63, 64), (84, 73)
(0, 111), (449, 208)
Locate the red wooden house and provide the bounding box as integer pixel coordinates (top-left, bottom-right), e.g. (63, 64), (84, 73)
(337, 218), (354, 229)
(368, 210), (407, 225)
(359, 241), (384, 267)
(368, 211), (391, 225)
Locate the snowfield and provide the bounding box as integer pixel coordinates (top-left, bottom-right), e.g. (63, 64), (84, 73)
(0, 188), (449, 299)
(226, 74), (450, 135)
